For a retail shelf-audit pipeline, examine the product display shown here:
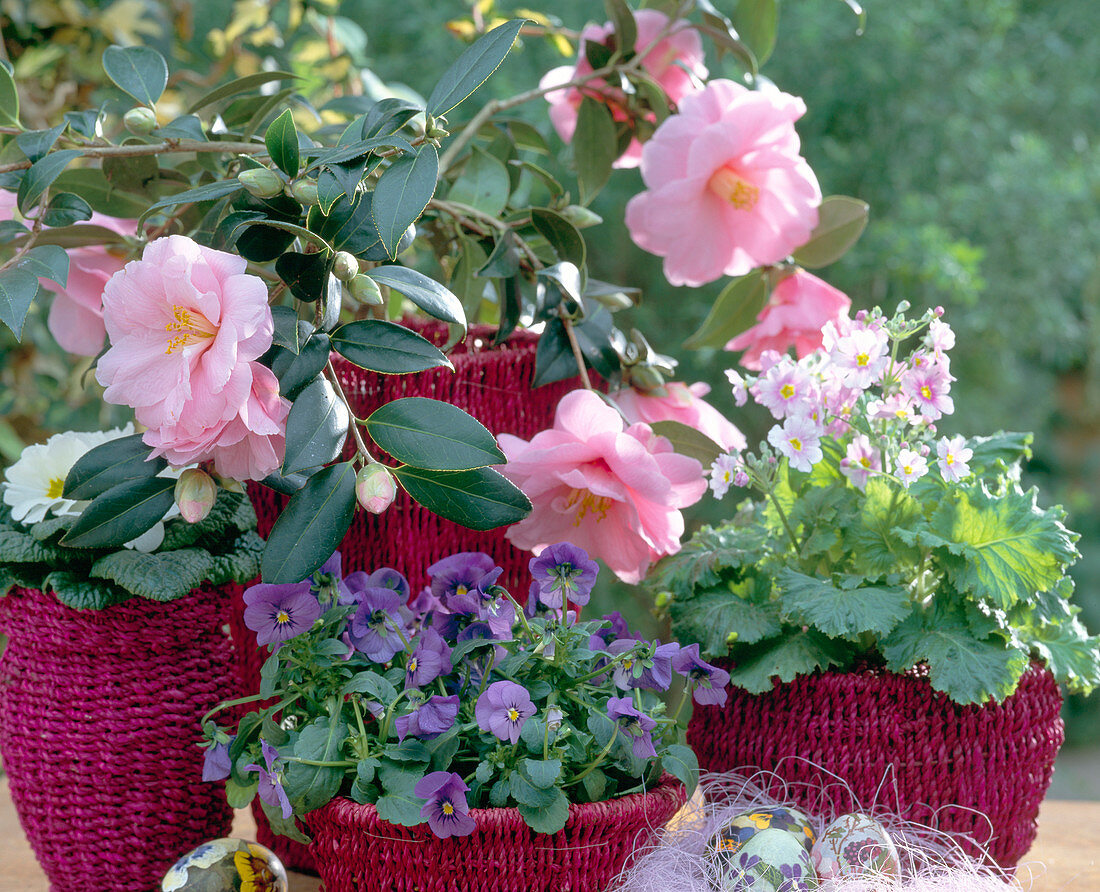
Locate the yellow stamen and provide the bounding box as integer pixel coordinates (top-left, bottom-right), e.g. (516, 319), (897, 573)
(275, 610), (291, 624)
(408, 658), (418, 672)
(455, 585), (468, 596)
(507, 708), (520, 722)
(442, 802), (454, 815)
(920, 385), (933, 400)
(903, 465), (913, 475)
(779, 384), (795, 400)
(46, 477), (65, 499)
(708, 166), (760, 210)
(856, 353), (869, 367)
(946, 454), (955, 465)
(859, 457), (871, 469)
(564, 489), (612, 526)
(165, 305), (217, 354)
(789, 437), (802, 452)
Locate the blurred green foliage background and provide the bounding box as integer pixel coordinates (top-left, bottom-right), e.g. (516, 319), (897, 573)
(1, 0), (1097, 741)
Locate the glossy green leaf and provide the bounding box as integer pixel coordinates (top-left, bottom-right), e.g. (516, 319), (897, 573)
(661, 744), (699, 797)
(153, 114), (207, 142)
(17, 150), (81, 214)
(684, 271), (768, 349)
(270, 305), (304, 354)
(476, 231), (520, 279)
(62, 435), (166, 500)
(372, 144), (438, 258)
(270, 333), (331, 400)
(16, 124), (65, 163)
(448, 146), (510, 216)
(365, 397), (503, 471)
(792, 196), (870, 268)
(52, 170), (149, 218)
(42, 193), (93, 227)
(265, 109), (300, 177)
(368, 266), (465, 327)
(102, 45), (169, 107)
(61, 476), (176, 549)
(275, 251), (332, 303)
(282, 378), (351, 475)
(732, 0), (779, 66)
(102, 150), (159, 194)
(696, 1), (758, 73)
(307, 192), (413, 261)
(17, 244), (68, 287)
(331, 319), (452, 374)
(261, 461), (358, 584)
(573, 98), (617, 204)
(0, 62), (18, 126)
(649, 421), (725, 467)
(392, 466), (531, 530)
(427, 19), (525, 117)
(530, 207), (586, 269)
(139, 180), (243, 224)
(308, 135), (415, 172)
(187, 70), (298, 114)
(0, 267), (40, 338)
(604, 0), (638, 53)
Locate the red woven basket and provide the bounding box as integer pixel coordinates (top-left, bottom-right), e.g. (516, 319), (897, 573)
(0, 584), (239, 892)
(238, 321), (585, 872)
(686, 662), (1064, 868)
(302, 774), (687, 892)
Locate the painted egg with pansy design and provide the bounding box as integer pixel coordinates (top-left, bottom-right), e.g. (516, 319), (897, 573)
(709, 826), (816, 891)
(811, 812), (901, 881)
(160, 838), (288, 892)
(709, 806), (817, 860)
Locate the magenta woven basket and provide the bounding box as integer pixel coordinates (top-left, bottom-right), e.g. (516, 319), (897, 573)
(687, 662), (1064, 868)
(0, 584), (239, 892)
(238, 321), (584, 873)
(302, 774), (686, 892)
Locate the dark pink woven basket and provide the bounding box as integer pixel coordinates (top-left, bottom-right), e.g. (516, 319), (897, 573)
(687, 662), (1064, 868)
(238, 321), (584, 873)
(0, 584), (239, 892)
(303, 774), (687, 892)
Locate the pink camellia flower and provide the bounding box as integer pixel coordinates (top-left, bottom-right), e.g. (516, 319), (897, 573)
(97, 235), (288, 480)
(43, 212), (137, 356)
(726, 270), (851, 370)
(611, 381), (746, 451)
(540, 9), (707, 169)
(498, 389), (706, 584)
(625, 79), (821, 287)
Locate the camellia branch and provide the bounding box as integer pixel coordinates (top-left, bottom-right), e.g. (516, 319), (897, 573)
(0, 138), (268, 174)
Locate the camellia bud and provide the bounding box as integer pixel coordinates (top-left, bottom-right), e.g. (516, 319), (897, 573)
(123, 106), (157, 135)
(287, 179), (319, 206)
(654, 591), (672, 609)
(332, 251), (359, 282)
(348, 274), (384, 306)
(238, 168), (284, 199)
(559, 204), (603, 229)
(356, 462), (397, 514)
(174, 469), (217, 524)
(628, 364), (666, 393)
(725, 631), (740, 645)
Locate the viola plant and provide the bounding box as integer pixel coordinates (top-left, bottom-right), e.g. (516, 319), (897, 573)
(652, 305), (1100, 705)
(204, 544), (718, 839)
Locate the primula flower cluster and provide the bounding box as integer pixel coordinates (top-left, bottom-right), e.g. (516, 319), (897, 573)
(710, 306), (966, 495)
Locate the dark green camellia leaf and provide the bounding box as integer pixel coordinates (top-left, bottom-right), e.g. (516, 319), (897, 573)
(63, 434), (166, 500)
(261, 461), (357, 584)
(282, 378), (350, 475)
(18, 150), (81, 214)
(270, 305), (304, 354)
(792, 196), (870, 268)
(365, 397), (503, 471)
(16, 244), (68, 288)
(448, 146), (510, 216)
(102, 150), (159, 194)
(231, 192), (302, 262)
(42, 192), (93, 227)
(153, 114), (207, 142)
(494, 275), (522, 345)
(649, 421), (725, 467)
(331, 319), (452, 374)
(363, 98), (421, 138)
(532, 317), (578, 388)
(16, 123), (65, 163)
(684, 270), (768, 349)
(604, 0), (638, 53)
(102, 45), (168, 106)
(372, 143), (438, 259)
(275, 251), (332, 303)
(731, 0), (779, 67)
(573, 98), (617, 205)
(187, 70), (298, 114)
(269, 332), (331, 400)
(426, 19), (525, 117)
(368, 266), (465, 327)
(265, 109), (301, 177)
(476, 231), (521, 279)
(0, 220), (27, 244)
(308, 135), (415, 172)
(61, 476), (176, 549)
(0, 267), (41, 338)
(139, 180), (243, 224)
(530, 207), (586, 270)
(307, 192), (414, 260)
(0, 61), (18, 126)
(392, 466), (531, 530)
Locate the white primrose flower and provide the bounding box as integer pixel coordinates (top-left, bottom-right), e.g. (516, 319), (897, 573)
(767, 415), (824, 473)
(895, 447), (929, 488)
(937, 435), (973, 483)
(709, 453), (742, 499)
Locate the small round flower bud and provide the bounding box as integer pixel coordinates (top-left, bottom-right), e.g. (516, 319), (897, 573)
(896, 300), (911, 313)
(174, 469), (217, 524)
(546, 706), (564, 734)
(559, 204), (603, 229)
(356, 462), (397, 514)
(629, 364), (666, 393)
(288, 179), (319, 206)
(348, 274), (384, 306)
(123, 107), (157, 135)
(655, 591), (672, 608)
(238, 168), (284, 199)
(332, 251), (359, 282)
(725, 631), (739, 645)
(426, 125), (450, 139)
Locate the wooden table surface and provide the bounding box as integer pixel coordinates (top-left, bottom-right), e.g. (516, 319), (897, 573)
(1, 779), (1097, 890)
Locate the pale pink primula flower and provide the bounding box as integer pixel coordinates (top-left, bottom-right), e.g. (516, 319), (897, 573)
(708, 452), (742, 499)
(767, 415), (823, 473)
(895, 448), (929, 488)
(611, 381), (747, 451)
(839, 434), (881, 490)
(936, 435), (973, 483)
(752, 357), (817, 420)
(900, 363), (955, 421)
(498, 389), (706, 584)
(541, 9), (707, 169)
(830, 325), (890, 390)
(625, 79), (821, 287)
(726, 270), (850, 370)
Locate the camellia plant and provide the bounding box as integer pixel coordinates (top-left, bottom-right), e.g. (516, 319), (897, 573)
(203, 543), (722, 838)
(651, 305), (1100, 704)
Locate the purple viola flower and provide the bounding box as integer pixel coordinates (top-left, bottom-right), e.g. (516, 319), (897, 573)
(608, 640), (679, 692)
(242, 582), (322, 647)
(395, 694), (460, 741)
(244, 739), (292, 818)
(313, 552), (353, 604)
(405, 628), (452, 689)
(349, 586), (408, 662)
(201, 736), (233, 782)
(415, 771), (475, 838)
(672, 643), (731, 707)
(529, 542), (599, 607)
(427, 551), (497, 603)
(589, 611), (637, 651)
(606, 696), (659, 759)
(475, 680), (536, 744)
(409, 585), (445, 616)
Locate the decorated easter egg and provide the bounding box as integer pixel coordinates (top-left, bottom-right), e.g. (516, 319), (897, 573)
(811, 812), (901, 881)
(710, 826), (816, 892)
(709, 806), (817, 859)
(161, 838), (288, 892)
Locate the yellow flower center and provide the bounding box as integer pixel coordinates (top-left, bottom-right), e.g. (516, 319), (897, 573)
(856, 353), (869, 367)
(442, 802), (454, 815)
(408, 658), (418, 672)
(708, 166), (760, 210)
(902, 464), (913, 475)
(507, 708), (520, 722)
(165, 305), (217, 354)
(564, 488), (612, 526)
(920, 385), (933, 400)
(455, 585), (468, 596)
(894, 408), (909, 419)
(946, 454), (955, 465)
(779, 384), (795, 400)
(275, 610), (291, 624)
(859, 457), (871, 468)
(46, 477), (65, 499)
(721, 470), (732, 482)
(789, 437), (802, 452)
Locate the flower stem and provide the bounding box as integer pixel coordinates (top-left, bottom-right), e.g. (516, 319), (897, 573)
(0, 138), (267, 175)
(565, 728), (618, 786)
(765, 488), (802, 557)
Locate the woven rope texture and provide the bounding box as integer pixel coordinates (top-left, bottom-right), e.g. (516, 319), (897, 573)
(304, 774), (687, 892)
(686, 663), (1064, 868)
(0, 584), (239, 892)
(238, 322), (583, 874)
